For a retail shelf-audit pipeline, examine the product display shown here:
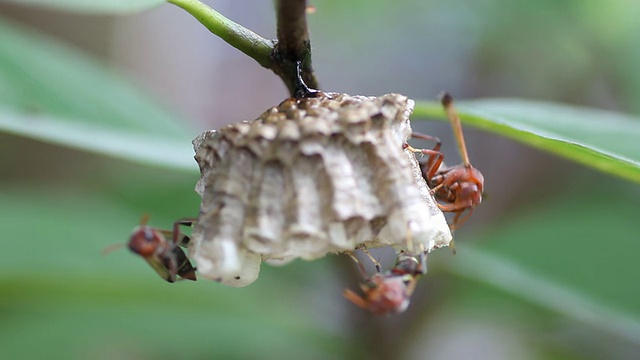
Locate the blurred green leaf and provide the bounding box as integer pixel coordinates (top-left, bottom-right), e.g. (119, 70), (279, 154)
(438, 182), (640, 345)
(0, 0), (165, 13)
(0, 108), (195, 171)
(0, 185), (351, 359)
(0, 18), (189, 135)
(2, 8), (639, 354)
(414, 99), (640, 183)
(447, 248), (640, 346)
(0, 18), (196, 171)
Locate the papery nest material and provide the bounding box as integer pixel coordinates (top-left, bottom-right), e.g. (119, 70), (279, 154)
(190, 92), (452, 286)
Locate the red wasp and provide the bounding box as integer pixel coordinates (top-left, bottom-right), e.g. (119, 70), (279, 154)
(343, 249), (426, 315)
(406, 92), (484, 230)
(127, 215), (198, 283)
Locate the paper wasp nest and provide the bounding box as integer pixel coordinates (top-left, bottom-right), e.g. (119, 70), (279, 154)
(190, 93), (452, 286)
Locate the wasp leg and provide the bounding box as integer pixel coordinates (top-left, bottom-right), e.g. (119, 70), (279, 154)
(345, 251), (371, 279)
(171, 218), (197, 246)
(343, 288), (370, 310)
(450, 208), (474, 231)
(403, 276), (419, 296)
(404, 224), (414, 252)
(449, 239), (457, 256)
(418, 251), (428, 274)
(405, 131), (446, 180)
(358, 246), (382, 273)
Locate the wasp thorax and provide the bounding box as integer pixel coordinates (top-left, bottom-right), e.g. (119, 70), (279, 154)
(190, 93), (452, 287)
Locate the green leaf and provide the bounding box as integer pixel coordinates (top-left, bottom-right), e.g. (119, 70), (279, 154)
(436, 182), (640, 345)
(0, 185), (351, 359)
(0, 18), (196, 171)
(414, 99), (640, 183)
(0, 0), (165, 14)
(447, 248), (640, 346)
(0, 107), (195, 171)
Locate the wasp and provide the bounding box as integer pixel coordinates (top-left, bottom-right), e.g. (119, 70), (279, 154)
(127, 215), (198, 283)
(406, 92), (484, 231)
(343, 248), (426, 315)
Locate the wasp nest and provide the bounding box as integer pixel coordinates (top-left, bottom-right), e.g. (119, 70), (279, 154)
(190, 93), (452, 286)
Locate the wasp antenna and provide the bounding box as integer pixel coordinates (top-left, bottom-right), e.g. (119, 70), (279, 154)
(139, 213), (150, 226)
(439, 92), (471, 166)
(440, 91), (453, 107)
(102, 242), (125, 256)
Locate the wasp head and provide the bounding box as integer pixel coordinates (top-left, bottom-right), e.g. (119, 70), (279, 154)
(128, 225), (164, 258)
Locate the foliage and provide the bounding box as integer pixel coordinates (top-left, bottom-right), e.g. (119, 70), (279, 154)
(0, 0), (165, 14)
(1, 1), (639, 359)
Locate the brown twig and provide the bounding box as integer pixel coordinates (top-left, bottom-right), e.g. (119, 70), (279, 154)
(273, 0), (319, 94)
(276, 0), (309, 60)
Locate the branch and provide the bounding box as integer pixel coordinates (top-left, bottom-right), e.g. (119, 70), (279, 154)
(167, 0), (318, 96)
(274, 0), (318, 92)
(276, 0), (309, 60)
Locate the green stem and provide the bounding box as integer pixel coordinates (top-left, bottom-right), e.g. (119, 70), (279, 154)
(167, 0), (274, 69)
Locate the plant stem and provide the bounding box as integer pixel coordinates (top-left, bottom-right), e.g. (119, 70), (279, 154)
(276, 0), (309, 60)
(167, 0), (318, 96)
(275, 0), (318, 91)
(167, 0), (273, 68)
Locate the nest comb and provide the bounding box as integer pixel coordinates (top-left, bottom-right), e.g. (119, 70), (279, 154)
(190, 93), (452, 286)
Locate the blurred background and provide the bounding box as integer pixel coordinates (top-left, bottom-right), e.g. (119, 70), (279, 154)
(1, 0), (639, 359)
